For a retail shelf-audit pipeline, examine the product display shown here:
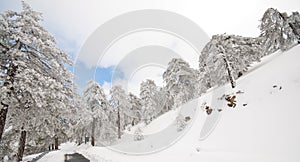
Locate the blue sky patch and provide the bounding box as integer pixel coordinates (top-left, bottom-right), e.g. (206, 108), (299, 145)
(95, 66), (125, 86)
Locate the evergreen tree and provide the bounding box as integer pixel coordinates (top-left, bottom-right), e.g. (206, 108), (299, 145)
(157, 87), (174, 114)
(260, 8), (299, 54)
(140, 79), (160, 124)
(127, 93), (142, 126)
(83, 80), (108, 146)
(163, 58), (197, 107)
(0, 2), (73, 160)
(199, 34), (262, 88)
(109, 85), (129, 139)
(70, 87), (90, 145)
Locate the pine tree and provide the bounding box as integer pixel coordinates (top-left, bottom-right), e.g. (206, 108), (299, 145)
(260, 8), (299, 54)
(163, 58), (197, 107)
(199, 34), (263, 88)
(140, 80), (160, 124)
(70, 87), (90, 145)
(83, 80), (107, 146)
(109, 85), (129, 139)
(288, 11), (300, 42)
(0, 2), (73, 160)
(157, 87), (174, 114)
(128, 93), (142, 126)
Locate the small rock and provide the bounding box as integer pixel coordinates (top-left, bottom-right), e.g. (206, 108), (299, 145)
(236, 90), (244, 94)
(206, 108), (213, 115)
(185, 116), (191, 122)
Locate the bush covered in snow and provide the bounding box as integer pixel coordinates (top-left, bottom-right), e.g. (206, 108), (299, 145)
(134, 127), (144, 141)
(176, 114), (187, 132)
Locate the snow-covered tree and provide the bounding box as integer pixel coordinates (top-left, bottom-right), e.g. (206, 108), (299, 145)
(133, 127), (144, 141)
(157, 87), (174, 114)
(100, 106), (118, 145)
(140, 79), (160, 124)
(175, 114), (186, 132)
(1, 48), (73, 160)
(195, 70), (207, 96)
(70, 87), (91, 145)
(127, 93), (142, 126)
(163, 58), (197, 107)
(288, 11), (300, 42)
(83, 80), (107, 146)
(0, 2), (73, 160)
(199, 34), (263, 88)
(109, 85), (130, 139)
(260, 8), (299, 54)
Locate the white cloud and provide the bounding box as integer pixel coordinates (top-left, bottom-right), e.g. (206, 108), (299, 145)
(98, 31), (200, 69)
(110, 67), (164, 97)
(1, 0), (300, 93)
(2, 0), (300, 57)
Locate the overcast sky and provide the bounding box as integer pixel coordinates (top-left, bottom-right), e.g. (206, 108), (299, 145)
(1, 0), (299, 95)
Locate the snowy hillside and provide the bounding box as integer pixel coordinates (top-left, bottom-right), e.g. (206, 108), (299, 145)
(23, 39), (300, 162)
(58, 44), (300, 162)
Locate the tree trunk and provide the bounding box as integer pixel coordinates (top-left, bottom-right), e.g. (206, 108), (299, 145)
(54, 136), (59, 150)
(222, 54), (236, 88)
(288, 22), (300, 43)
(16, 130), (26, 162)
(0, 107), (8, 144)
(278, 12), (300, 43)
(117, 108), (121, 139)
(80, 128), (84, 145)
(132, 118), (135, 126)
(91, 118), (95, 146)
(0, 64), (18, 144)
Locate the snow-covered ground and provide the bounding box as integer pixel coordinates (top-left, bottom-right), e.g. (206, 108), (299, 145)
(25, 45), (300, 162)
(124, 108), (180, 135)
(22, 142), (77, 162)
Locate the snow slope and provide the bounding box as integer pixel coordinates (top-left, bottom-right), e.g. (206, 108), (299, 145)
(27, 46), (300, 162)
(124, 108), (181, 135)
(75, 46), (300, 162)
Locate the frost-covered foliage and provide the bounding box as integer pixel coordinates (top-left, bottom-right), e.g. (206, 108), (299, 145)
(133, 127), (144, 141)
(109, 85), (130, 139)
(83, 80), (108, 146)
(260, 8), (300, 54)
(175, 114), (186, 132)
(0, 2), (73, 160)
(71, 87), (91, 145)
(0, 128), (18, 160)
(84, 81), (108, 118)
(127, 93), (142, 126)
(199, 34), (263, 88)
(198, 8), (300, 90)
(157, 87), (174, 114)
(163, 58), (197, 107)
(140, 79), (161, 124)
(288, 12), (300, 41)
